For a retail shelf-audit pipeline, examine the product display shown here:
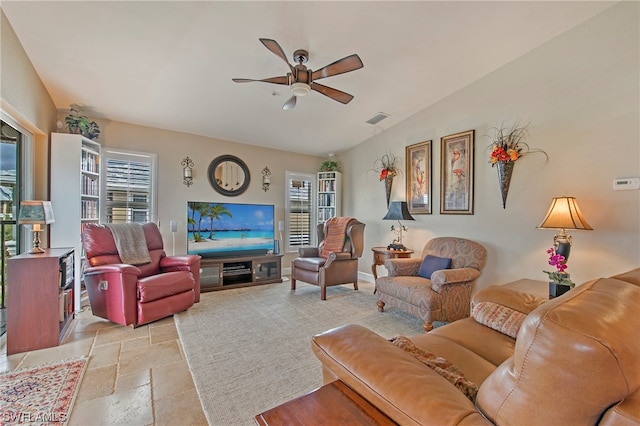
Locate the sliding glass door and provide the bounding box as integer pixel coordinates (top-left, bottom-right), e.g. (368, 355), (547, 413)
(0, 120), (23, 336)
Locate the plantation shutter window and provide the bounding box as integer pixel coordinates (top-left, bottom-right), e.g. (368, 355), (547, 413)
(285, 172), (315, 253)
(102, 149), (157, 224)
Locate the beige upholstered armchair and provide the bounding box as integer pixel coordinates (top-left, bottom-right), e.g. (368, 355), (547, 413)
(375, 237), (487, 331)
(291, 217), (365, 300)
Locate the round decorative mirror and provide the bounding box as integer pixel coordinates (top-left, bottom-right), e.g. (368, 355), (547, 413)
(207, 155), (250, 196)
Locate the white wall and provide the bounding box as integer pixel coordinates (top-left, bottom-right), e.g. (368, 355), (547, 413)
(342, 2), (639, 289)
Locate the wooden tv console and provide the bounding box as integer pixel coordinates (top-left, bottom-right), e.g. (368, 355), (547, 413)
(199, 254), (283, 291)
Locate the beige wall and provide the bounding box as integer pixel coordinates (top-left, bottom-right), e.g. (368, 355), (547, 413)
(3, 4), (638, 288)
(1, 10), (57, 201)
(343, 2), (639, 289)
(89, 119), (323, 267)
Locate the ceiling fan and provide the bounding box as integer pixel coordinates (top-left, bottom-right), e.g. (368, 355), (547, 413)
(232, 38), (364, 110)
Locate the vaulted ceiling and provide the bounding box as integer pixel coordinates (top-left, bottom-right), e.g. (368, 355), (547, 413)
(2, 1), (615, 156)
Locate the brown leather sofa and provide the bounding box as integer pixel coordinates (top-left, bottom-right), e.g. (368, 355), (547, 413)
(312, 268), (640, 425)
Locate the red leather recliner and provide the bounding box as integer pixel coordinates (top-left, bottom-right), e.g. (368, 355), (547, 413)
(82, 223), (201, 327)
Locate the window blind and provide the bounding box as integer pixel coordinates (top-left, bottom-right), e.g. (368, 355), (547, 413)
(285, 172), (314, 252)
(102, 149), (157, 224)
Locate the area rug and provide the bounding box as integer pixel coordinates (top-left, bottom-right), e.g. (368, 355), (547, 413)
(0, 357), (87, 425)
(175, 280), (424, 425)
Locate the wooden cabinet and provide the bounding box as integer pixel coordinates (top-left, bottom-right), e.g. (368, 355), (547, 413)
(200, 254), (283, 291)
(50, 132), (101, 312)
(317, 171), (341, 225)
(7, 248), (75, 355)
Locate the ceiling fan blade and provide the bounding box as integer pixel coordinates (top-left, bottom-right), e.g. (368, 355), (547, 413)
(232, 76), (289, 85)
(311, 83), (354, 104)
(259, 38), (295, 74)
(282, 95), (297, 110)
(312, 54), (363, 81)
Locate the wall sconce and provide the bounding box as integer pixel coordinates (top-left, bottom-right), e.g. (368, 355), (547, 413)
(182, 157), (194, 187)
(18, 200), (55, 254)
(262, 166), (271, 192)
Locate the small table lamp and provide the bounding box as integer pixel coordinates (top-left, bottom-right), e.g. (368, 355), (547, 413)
(537, 196), (593, 261)
(383, 201), (415, 250)
(18, 200), (55, 254)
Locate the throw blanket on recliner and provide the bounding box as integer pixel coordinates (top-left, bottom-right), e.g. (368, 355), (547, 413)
(106, 223), (152, 265)
(319, 216), (353, 258)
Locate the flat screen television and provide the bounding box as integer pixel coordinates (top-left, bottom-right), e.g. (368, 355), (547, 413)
(187, 201), (275, 258)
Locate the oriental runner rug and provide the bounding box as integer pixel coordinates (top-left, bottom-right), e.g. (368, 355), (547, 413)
(0, 357), (87, 425)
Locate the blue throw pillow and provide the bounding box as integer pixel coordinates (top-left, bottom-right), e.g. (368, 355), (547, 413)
(418, 255), (452, 279)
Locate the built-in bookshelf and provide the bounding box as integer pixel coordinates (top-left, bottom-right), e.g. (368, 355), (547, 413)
(50, 132), (101, 312)
(317, 171), (342, 225)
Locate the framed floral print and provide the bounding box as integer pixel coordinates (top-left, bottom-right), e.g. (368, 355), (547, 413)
(440, 130), (475, 215)
(405, 140), (432, 214)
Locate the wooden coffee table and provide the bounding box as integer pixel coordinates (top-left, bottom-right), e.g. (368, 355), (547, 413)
(255, 380), (396, 425)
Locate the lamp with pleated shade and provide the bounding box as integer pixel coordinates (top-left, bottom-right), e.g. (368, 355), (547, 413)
(18, 200), (55, 254)
(537, 196), (593, 261)
(383, 201), (415, 250)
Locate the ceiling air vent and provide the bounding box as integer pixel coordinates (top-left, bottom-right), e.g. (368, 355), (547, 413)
(365, 112), (390, 125)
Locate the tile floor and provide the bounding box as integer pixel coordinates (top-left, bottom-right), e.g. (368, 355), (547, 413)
(1, 306), (208, 425)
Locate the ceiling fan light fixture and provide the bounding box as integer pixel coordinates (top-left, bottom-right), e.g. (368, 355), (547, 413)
(291, 82), (311, 97)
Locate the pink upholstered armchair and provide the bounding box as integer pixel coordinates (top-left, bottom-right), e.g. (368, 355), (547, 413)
(81, 222), (201, 327)
(375, 237), (487, 331)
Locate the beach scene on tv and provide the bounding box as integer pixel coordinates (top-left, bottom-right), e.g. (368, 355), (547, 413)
(187, 201), (275, 257)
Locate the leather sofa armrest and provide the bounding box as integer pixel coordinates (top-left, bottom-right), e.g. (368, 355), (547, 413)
(431, 267), (480, 292)
(471, 285), (547, 315)
(84, 263), (142, 276)
(299, 247), (319, 257)
(311, 324), (490, 426)
(83, 263), (141, 326)
(323, 251), (351, 268)
(384, 258), (422, 276)
(160, 254), (201, 303)
(160, 254), (200, 270)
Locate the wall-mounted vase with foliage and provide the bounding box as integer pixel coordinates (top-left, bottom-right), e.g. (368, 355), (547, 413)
(488, 122), (547, 208)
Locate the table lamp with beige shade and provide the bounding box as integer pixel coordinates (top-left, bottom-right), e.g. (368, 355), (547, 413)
(18, 200), (55, 254)
(537, 196), (593, 262)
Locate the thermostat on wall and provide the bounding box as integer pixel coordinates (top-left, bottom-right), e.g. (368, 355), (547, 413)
(613, 177), (640, 191)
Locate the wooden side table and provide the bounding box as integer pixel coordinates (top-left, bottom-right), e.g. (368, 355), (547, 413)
(371, 246), (414, 280)
(255, 380), (395, 425)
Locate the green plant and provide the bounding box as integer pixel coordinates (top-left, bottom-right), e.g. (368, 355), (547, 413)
(319, 160), (341, 172)
(65, 107), (100, 140)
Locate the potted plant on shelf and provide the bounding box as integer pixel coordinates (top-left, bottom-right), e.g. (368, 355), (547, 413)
(65, 107), (100, 140)
(543, 247), (574, 298)
(319, 160), (341, 172)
